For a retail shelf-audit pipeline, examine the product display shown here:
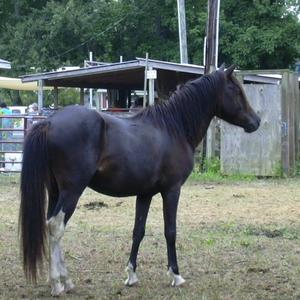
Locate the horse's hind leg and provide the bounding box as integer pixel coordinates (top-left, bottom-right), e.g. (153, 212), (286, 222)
(47, 190), (81, 296)
(125, 195), (152, 286)
(48, 210), (66, 296)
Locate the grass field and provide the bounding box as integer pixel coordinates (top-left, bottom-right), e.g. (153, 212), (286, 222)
(0, 175), (300, 299)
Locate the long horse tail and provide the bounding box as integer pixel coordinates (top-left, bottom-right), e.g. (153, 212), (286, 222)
(19, 121), (50, 282)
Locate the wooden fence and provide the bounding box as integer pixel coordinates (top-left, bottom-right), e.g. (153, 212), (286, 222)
(220, 71), (300, 176)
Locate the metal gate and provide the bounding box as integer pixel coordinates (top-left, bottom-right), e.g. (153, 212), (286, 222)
(0, 115), (45, 173)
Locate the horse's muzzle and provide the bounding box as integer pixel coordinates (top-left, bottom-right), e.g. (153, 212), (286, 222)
(244, 116), (261, 133)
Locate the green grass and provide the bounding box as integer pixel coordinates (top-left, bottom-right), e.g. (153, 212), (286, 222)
(190, 158), (256, 183)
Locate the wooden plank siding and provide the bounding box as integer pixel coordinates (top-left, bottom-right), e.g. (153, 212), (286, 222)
(221, 72), (299, 177)
(281, 72), (298, 176)
(294, 75), (300, 163)
(221, 84), (282, 176)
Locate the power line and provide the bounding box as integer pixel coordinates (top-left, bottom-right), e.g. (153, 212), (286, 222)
(50, 16), (126, 59)
(50, 2), (150, 60)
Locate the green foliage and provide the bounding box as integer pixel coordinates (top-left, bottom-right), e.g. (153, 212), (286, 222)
(204, 157), (221, 174)
(296, 159), (300, 176)
(220, 0), (300, 69)
(191, 157), (256, 182)
(0, 0), (299, 105)
(56, 88), (80, 106)
(274, 162), (284, 177)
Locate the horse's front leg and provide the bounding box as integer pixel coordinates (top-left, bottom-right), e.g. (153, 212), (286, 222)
(125, 195), (152, 286)
(161, 187), (185, 287)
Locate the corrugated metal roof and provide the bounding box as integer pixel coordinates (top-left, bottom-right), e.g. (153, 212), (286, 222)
(20, 58), (299, 89)
(20, 58), (205, 89)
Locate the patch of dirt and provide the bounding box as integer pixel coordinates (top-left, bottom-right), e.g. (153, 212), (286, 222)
(247, 267), (270, 273)
(247, 228), (284, 238)
(1, 176), (300, 299)
(83, 201), (108, 210)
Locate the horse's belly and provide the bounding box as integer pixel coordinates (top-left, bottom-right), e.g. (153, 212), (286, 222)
(88, 169), (159, 197)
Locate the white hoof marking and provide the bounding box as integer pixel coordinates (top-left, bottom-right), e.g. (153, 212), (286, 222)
(167, 267), (186, 287)
(64, 278), (75, 293)
(125, 263), (138, 286)
(51, 281), (64, 297)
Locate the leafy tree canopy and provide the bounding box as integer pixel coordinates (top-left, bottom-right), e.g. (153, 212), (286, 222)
(0, 0), (299, 76)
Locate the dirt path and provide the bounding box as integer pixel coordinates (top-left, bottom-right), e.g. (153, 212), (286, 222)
(0, 176), (299, 299)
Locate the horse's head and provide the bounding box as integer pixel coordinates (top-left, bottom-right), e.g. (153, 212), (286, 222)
(216, 65), (260, 133)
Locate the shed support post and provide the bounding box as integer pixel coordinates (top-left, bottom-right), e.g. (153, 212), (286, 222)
(38, 80), (44, 113)
(148, 67), (155, 106)
(80, 88), (84, 105)
(206, 117), (217, 159)
(54, 86), (59, 108)
(143, 53), (149, 108)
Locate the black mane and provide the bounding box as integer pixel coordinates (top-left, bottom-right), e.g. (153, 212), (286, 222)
(133, 70), (225, 147)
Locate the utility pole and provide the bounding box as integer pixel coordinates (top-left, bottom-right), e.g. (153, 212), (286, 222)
(89, 51), (93, 108)
(204, 0), (221, 161)
(177, 0), (188, 64)
(204, 0), (220, 74)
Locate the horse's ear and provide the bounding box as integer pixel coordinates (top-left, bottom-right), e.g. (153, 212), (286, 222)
(225, 64), (236, 76)
(219, 63), (225, 71)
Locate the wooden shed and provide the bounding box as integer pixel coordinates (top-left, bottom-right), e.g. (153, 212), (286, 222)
(220, 71), (300, 177)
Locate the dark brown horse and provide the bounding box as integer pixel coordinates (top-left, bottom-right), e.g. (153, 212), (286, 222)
(19, 65), (260, 296)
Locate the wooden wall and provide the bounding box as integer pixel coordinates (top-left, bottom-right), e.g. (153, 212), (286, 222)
(220, 73), (299, 177)
(221, 84), (282, 176)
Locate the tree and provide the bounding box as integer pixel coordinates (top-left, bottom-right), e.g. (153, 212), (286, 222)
(219, 0), (300, 69)
(0, 0), (299, 78)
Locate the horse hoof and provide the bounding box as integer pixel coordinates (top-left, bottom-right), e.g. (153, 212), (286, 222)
(64, 279), (75, 293)
(167, 267), (186, 287)
(51, 282), (64, 297)
(125, 264), (138, 286)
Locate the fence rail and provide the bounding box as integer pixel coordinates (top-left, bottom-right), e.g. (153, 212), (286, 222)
(0, 115), (46, 173)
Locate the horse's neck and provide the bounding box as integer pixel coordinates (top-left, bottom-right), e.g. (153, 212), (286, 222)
(175, 82), (217, 149)
(193, 112), (215, 148)
(187, 107), (215, 149)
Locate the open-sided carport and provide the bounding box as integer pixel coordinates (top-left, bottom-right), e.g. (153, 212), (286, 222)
(20, 58), (206, 110)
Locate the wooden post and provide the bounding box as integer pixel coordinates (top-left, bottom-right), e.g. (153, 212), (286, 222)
(89, 51), (93, 108)
(143, 53), (149, 108)
(177, 0), (188, 63)
(99, 92), (104, 111)
(204, 0), (220, 161)
(53, 86), (59, 108)
(281, 72), (296, 176)
(205, 0), (220, 74)
(80, 88), (84, 105)
(288, 72), (298, 176)
(38, 79), (44, 113)
(295, 73), (300, 161)
(148, 67), (155, 106)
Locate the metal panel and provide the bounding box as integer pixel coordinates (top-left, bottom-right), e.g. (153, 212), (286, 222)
(21, 59), (205, 84)
(221, 84), (282, 176)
